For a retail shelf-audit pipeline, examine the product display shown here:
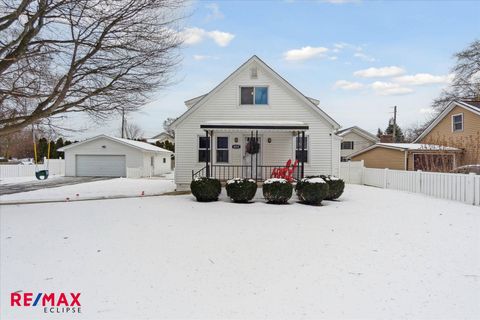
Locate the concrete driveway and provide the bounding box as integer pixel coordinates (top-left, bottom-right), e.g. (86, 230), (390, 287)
(0, 177), (113, 195)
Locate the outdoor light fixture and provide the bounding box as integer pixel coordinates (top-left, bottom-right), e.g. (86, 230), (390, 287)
(101, 145), (106, 148)
(234, 137), (238, 143)
(268, 138), (272, 143)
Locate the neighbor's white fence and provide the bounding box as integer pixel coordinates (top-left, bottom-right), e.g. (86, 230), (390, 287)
(340, 161), (480, 206)
(126, 167), (157, 178)
(0, 158), (65, 178)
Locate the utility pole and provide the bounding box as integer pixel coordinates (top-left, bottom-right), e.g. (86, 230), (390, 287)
(121, 108), (125, 138)
(392, 105), (397, 143)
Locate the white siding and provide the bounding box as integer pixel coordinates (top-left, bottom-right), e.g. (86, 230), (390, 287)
(64, 137), (171, 177)
(340, 131), (376, 158)
(174, 60), (339, 189)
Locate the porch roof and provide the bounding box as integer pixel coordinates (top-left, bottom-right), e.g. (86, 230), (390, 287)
(200, 120), (309, 131)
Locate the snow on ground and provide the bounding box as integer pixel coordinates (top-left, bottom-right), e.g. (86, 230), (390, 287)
(1, 185), (479, 319)
(0, 177), (176, 202)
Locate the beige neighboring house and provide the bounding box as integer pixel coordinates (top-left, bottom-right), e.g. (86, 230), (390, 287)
(350, 143), (462, 171)
(414, 100), (480, 166)
(337, 126), (379, 161)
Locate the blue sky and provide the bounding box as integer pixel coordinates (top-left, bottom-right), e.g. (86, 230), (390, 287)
(69, 0), (480, 139)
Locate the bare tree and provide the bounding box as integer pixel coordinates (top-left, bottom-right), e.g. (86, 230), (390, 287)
(163, 117), (176, 137)
(0, 0), (184, 137)
(120, 121), (143, 140)
(434, 39), (480, 109)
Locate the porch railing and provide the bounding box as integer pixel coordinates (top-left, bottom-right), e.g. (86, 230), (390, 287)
(192, 164), (301, 182)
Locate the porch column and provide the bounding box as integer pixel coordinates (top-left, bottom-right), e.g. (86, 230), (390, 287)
(205, 130), (210, 178)
(301, 130), (305, 179)
(255, 130), (259, 181)
(250, 130), (254, 179)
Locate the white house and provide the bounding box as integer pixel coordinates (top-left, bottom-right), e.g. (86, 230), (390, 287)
(337, 126), (380, 161)
(58, 135), (172, 178)
(170, 55), (341, 191)
(148, 132), (174, 145)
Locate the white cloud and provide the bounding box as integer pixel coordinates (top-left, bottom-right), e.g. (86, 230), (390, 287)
(205, 3), (224, 21)
(354, 66), (406, 78)
(322, 0), (361, 3)
(193, 55), (218, 61)
(370, 81), (414, 96)
(284, 46), (329, 61)
(334, 80), (364, 90)
(179, 27), (234, 47)
(208, 30), (235, 47)
(353, 52), (375, 62)
(393, 73), (453, 86)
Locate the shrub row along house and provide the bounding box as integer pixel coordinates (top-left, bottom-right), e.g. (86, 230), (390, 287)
(170, 56), (342, 191)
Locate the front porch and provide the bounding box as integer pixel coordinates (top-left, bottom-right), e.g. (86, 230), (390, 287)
(192, 121), (309, 182)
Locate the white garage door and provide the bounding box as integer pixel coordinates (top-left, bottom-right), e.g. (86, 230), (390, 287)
(76, 155), (126, 177)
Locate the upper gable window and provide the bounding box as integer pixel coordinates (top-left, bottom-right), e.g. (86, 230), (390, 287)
(452, 113), (463, 132)
(240, 86), (268, 105)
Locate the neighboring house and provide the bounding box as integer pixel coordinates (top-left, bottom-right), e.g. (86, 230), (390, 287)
(58, 135), (172, 177)
(414, 100), (480, 166)
(350, 143), (462, 171)
(337, 126), (379, 161)
(170, 55), (341, 191)
(148, 132), (174, 145)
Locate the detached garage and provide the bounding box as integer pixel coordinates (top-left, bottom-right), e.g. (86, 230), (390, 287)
(58, 135), (172, 177)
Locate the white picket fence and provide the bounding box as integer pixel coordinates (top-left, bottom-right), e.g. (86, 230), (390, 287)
(0, 158), (65, 178)
(340, 161), (480, 206)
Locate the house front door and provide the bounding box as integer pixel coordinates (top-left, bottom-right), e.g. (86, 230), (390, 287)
(243, 136), (262, 179)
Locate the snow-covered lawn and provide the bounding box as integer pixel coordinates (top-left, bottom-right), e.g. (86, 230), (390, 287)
(0, 177), (176, 202)
(1, 185), (479, 319)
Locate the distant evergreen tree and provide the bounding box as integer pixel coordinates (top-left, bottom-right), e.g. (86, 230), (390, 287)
(385, 122), (405, 143)
(376, 128), (383, 138)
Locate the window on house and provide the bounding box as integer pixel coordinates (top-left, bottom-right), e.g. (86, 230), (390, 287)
(452, 114), (463, 132)
(240, 86), (268, 105)
(216, 137), (229, 163)
(150, 156), (154, 166)
(341, 141), (354, 150)
(341, 156), (348, 162)
(163, 158), (166, 163)
(198, 136), (210, 162)
(295, 136), (308, 163)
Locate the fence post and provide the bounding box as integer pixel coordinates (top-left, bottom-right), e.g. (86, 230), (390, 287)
(416, 170), (422, 193)
(383, 168), (388, 189)
(360, 160), (365, 185)
(466, 173), (476, 205)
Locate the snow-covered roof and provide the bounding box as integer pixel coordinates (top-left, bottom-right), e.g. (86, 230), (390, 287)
(337, 126), (380, 142)
(349, 142), (462, 158)
(414, 100), (480, 142)
(58, 135), (172, 153)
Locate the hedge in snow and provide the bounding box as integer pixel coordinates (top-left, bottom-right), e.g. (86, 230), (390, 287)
(190, 177), (221, 202)
(320, 175), (345, 200)
(295, 176), (329, 205)
(262, 178), (293, 204)
(226, 178), (257, 203)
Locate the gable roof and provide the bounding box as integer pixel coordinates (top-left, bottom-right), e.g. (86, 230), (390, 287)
(349, 142), (461, 158)
(171, 55), (340, 130)
(337, 126), (380, 142)
(151, 132), (174, 140)
(414, 100), (480, 142)
(58, 135), (172, 153)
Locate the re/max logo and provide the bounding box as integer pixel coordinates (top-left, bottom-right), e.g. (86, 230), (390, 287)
(10, 292), (81, 307)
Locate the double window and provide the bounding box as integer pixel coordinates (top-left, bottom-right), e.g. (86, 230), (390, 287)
(295, 136), (308, 163)
(198, 136), (229, 163)
(240, 86), (268, 105)
(216, 137), (229, 163)
(341, 141), (354, 150)
(198, 136), (210, 162)
(452, 113), (463, 132)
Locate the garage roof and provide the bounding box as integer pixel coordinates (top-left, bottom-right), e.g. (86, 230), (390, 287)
(58, 135), (173, 153)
